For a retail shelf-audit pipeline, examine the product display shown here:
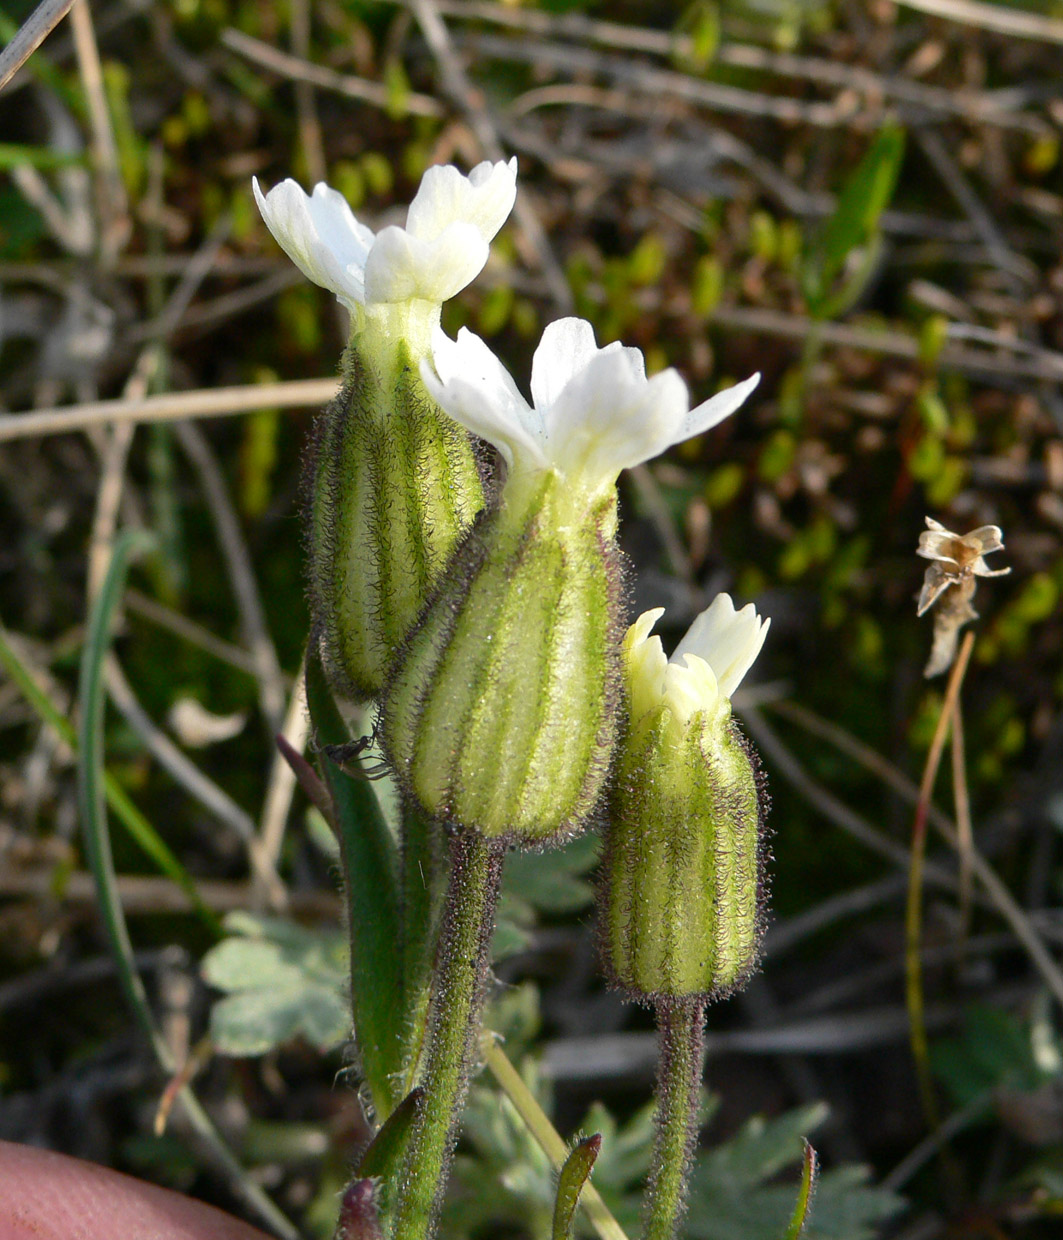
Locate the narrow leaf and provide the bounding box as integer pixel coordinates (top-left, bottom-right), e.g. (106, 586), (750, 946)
(356, 1087), (425, 1179)
(275, 730), (333, 825)
(305, 648), (404, 1117)
(819, 122), (905, 290)
(0, 620), (221, 934)
(783, 1140), (818, 1240)
(64, 529), (300, 1240)
(553, 1134), (603, 1240)
(77, 529), (163, 1053)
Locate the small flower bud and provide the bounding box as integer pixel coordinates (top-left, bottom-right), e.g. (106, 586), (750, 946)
(600, 597), (770, 1001)
(381, 320), (759, 845)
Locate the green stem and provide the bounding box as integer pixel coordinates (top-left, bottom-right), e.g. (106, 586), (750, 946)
(400, 799), (446, 1094)
(392, 830), (503, 1240)
(644, 997), (707, 1240)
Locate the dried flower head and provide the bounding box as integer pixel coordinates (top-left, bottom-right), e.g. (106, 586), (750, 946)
(916, 516), (1010, 677)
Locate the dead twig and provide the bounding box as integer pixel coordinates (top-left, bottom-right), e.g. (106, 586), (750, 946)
(408, 0), (573, 314)
(219, 27), (443, 117)
(104, 654), (288, 909)
(0, 0), (76, 92)
(896, 0), (1063, 44)
(0, 378), (338, 442)
(173, 421), (288, 735)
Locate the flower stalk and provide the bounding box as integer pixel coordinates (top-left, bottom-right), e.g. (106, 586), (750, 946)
(391, 829), (505, 1240)
(644, 998), (708, 1240)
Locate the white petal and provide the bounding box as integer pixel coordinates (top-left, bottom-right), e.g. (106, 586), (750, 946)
(672, 594), (769, 700)
(405, 157), (518, 243)
(547, 356), (690, 482)
(363, 223), (488, 304)
(623, 608), (668, 724)
(253, 178), (372, 309)
(680, 372), (761, 440)
(666, 654), (721, 724)
(422, 327), (545, 471)
(529, 318), (643, 414)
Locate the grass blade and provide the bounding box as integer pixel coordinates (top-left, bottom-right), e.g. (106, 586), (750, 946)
(74, 527), (299, 1239)
(0, 618), (222, 935)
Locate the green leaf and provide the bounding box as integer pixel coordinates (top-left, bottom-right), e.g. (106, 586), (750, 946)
(70, 532), (297, 1238)
(576, 1099), (658, 1232)
(820, 123), (905, 283)
(554, 1135), (602, 1240)
(504, 833), (599, 915)
(357, 1088), (424, 1179)
(305, 649), (404, 1118)
(210, 985), (349, 1056)
(783, 1141), (817, 1240)
(202, 913), (351, 1055)
(686, 1107), (904, 1240)
(802, 123), (905, 312)
(932, 1005), (1044, 1108)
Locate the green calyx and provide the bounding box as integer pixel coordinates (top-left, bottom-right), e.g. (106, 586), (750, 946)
(601, 703), (765, 1001)
(381, 471), (622, 845)
(307, 329), (485, 701)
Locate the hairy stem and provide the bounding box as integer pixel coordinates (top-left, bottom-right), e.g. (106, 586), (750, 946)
(644, 997), (707, 1240)
(391, 829), (503, 1240)
(400, 800), (447, 1093)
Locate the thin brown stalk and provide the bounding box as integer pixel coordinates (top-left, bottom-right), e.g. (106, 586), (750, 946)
(124, 588), (270, 680)
(256, 651), (309, 905)
(408, 0), (573, 314)
(173, 421), (288, 733)
(905, 631), (974, 1132)
(0, 378), (338, 442)
(104, 654), (288, 908)
(0, 868), (338, 917)
(950, 704), (973, 938)
(895, 0), (1063, 44)
(68, 0), (129, 263)
(0, 0), (75, 90)
(219, 27), (442, 116)
(768, 697), (1063, 1012)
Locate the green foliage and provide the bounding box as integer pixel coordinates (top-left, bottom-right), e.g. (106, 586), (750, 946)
(801, 123), (906, 319)
(494, 832), (599, 960)
(686, 1105), (904, 1240)
(306, 651), (406, 1116)
(931, 1005), (1055, 1110)
(202, 912), (350, 1055)
(444, 1057), (558, 1239)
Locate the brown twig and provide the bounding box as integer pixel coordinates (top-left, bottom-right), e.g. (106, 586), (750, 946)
(0, 378), (338, 442)
(0, 0), (75, 91)
(173, 421), (288, 734)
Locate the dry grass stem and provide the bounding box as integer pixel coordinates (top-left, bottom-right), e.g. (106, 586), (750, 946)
(0, 378), (338, 442)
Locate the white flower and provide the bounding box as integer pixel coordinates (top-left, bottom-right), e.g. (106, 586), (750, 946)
(626, 595), (769, 731)
(421, 317), (759, 499)
(253, 158), (518, 312)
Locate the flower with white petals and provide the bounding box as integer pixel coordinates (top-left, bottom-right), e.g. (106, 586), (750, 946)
(626, 595), (770, 738)
(253, 158), (517, 314)
(422, 318), (759, 503)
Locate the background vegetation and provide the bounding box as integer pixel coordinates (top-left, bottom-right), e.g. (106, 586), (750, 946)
(2, 0), (1063, 1237)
